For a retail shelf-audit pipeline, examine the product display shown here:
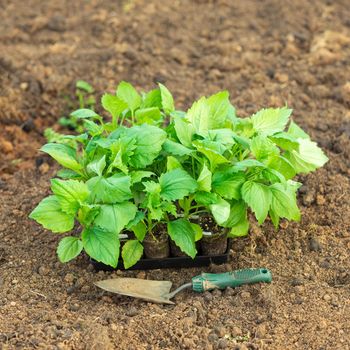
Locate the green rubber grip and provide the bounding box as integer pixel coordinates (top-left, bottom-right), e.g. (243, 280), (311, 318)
(191, 268), (272, 293)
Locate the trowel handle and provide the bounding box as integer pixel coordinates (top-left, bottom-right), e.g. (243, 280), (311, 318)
(191, 268), (272, 293)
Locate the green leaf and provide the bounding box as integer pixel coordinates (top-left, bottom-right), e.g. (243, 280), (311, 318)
(210, 197), (231, 225)
(197, 164), (212, 192)
(41, 143), (82, 172)
(70, 109), (99, 119)
(212, 171), (245, 200)
(251, 107), (292, 135)
(193, 140), (229, 171)
(174, 116), (195, 147)
(87, 174), (132, 204)
(87, 156), (106, 177)
(285, 138), (328, 173)
(29, 196), (74, 233)
(287, 121), (310, 139)
(101, 94), (128, 122)
(228, 216), (249, 237)
(51, 179), (89, 215)
(57, 169), (81, 179)
(76, 80), (94, 93)
(269, 132), (299, 151)
(223, 200), (247, 227)
(250, 135), (279, 161)
(83, 120), (104, 136)
(82, 226), (120, 267)
(191, 223), (203, 241)
(135, 107), (161, 124)
(166, 156), (182, 171)
(159, 83), (175, 113)
(77, 204), (100, 226)
(94, 202), (137, 234)
(168, 219), (197, 258)
(116, 81), (141, 113)
(122, 240), (143, 269)
(194, 191), (219, 205)
(163, 139), (193, 156)
(186, 96), (209, 133)
(130, 221), (147, 242)
(142, 88), (162, 108)
(160, 168), (198, 201)
(129, 171), (154, 184)
(267, 155), (296, 180)
(57, 236), (83, 263)
(241, 181), (271, 224)
(270, 183), (300, 221)
(123, 125), (167, 168)
(206, 91), (231, 129)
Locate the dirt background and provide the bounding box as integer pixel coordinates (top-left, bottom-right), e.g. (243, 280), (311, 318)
(1, 0), (350, 349)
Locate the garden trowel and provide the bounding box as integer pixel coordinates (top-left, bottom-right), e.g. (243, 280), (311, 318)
(94, 268), (272, 304)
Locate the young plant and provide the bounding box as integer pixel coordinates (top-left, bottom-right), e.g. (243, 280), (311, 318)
(58, 80), (96, 133)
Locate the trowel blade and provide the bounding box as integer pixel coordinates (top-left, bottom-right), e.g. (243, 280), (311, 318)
(94, 278), (175, 304)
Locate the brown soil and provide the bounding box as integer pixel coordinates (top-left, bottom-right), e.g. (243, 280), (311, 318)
(1, 0), (350, 349)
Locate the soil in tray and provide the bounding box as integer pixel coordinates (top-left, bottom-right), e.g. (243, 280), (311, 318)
(198, 215), (228, 255)
(143, 224), (170, 259)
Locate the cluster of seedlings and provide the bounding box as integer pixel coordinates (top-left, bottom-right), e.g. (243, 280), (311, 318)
(30, 81), (328, 268)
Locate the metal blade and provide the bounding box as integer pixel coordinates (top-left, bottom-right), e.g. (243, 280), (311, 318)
(94, 278), (175, 304)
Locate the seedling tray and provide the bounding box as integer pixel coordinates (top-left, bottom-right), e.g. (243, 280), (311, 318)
(92, 240), (232, 271)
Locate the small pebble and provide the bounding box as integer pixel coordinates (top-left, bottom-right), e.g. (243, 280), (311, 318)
(241, 291), (251, 300)
(207, 332), (218, 343)
(64, 273), (75, 284)
(203, 291), (213, 302)
(10, 301), (16, 306)
(1, 140), (14, 154)
(68, 303), (79, 312)
(217, 338), (228, 349)
(309, 237), (322, 252)
(126, 307), (138, 317)
(39, 163), (50, 175)
(323, 294), (331, 302)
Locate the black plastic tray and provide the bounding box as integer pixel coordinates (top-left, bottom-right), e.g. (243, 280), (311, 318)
(92, 240), (232, 271)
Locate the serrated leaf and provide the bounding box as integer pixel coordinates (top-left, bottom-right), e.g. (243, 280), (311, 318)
(267, 155), (296, 180)
(122, 240), (143, 269)
(212, 171), (245, 200)
(168, 219), (197, 258)
(77, 204), (100, 226)
(101, 94), (128, 123)
(41, 143), (82, 173)
(142, 88), (162, 108)
(227, 216), (249, 237)
(241, 181), (271, 224)
(250, 135), (279, 160)
(135, 107), (162, 124)
(197, 164), (212, 192)
(210, 197), (231, 225)
(206, 91), (231, 129)
(270, 183), (300, 221)
(287, 121), (310, 139)
(82, 226), (120, 267)
(269, 132), (299, 151)
(57, 236), (83, 263)
(123, 125), (167, 168)
(87, 174), (132, 204)
(159, 83), (175, 113)
(163, 139), (193, 156)
(186, 96), (210, 133)
(285, 138), (328, 173)
(223, 200), (247, 227)
(116, 81), (141, 112)
(193, 140), (229, 171)
(51, 179), (89, 215)
(29, 195), (74, 233)
(87, 156), (106, 177)
(251, 107), (292, 135)
(94, 202), (137, 234)
(160, 168), (198, 201)
(166, 156), (182, 171)
(174, 116), (195, 148)
(129, 171), (154, 184)
(194, 191), (219, 205)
